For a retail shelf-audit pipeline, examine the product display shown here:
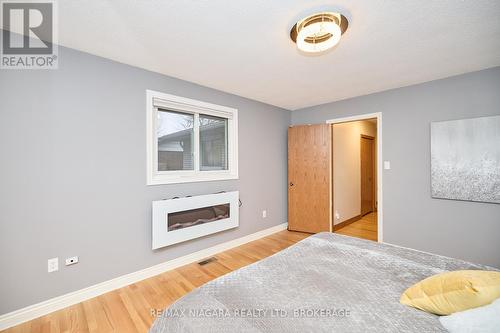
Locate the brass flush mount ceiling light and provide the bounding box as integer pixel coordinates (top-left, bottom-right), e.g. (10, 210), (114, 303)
(290, 12), (348, 53)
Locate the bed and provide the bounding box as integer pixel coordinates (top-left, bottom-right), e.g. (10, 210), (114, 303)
(149, 232), (492, 332)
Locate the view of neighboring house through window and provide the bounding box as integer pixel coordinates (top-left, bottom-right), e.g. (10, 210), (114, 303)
(157, 110), (194, 171)
(156, 110), (228, 172)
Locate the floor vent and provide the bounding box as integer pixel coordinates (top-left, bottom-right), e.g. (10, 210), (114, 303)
(198, 257), (217, 266)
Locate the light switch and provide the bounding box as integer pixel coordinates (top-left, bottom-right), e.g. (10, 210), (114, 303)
(384, 161), (391, 170)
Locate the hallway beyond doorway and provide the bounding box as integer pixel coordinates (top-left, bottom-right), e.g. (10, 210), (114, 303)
(335, 213), (377, 242)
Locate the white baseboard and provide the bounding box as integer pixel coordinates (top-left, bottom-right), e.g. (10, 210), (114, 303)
(0, 223), (288, 330)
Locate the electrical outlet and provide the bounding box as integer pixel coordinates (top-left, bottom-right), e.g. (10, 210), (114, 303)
(48, 258), (58, 273)
(65, 256), (79, 266)
(335, 211), (340, 220)
(384, 161), (391, 170)
(262, 210), (267, 218)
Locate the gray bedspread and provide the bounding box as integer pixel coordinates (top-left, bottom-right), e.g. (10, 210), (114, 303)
(150, 232), (492, 332)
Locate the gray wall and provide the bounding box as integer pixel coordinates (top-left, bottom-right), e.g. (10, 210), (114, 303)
(1, 45), (499, 316)
(292, 67), (500, 268)
(0, 46), (290, 314)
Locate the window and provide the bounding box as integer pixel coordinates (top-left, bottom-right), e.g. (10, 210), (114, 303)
(147, 90), (238, 185)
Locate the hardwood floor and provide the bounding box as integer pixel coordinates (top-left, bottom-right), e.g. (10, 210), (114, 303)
(335, 212), (378, 241)
(3, 231), (310, 333)
(5, 218), (377, 333)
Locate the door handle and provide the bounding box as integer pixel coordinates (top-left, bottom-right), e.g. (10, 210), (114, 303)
(289, 182), (294, 187)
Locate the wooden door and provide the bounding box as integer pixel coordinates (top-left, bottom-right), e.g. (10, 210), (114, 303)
(288, 124), (332, 233)
(360, 135), (375, 216)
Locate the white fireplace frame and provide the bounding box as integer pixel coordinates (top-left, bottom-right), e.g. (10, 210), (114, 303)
(152, 191), (239, 249)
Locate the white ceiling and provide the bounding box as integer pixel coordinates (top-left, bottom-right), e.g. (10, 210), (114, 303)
(58, 0), (500, 110)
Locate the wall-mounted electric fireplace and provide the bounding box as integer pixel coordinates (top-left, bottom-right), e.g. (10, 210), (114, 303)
(152, 191), (239, 249)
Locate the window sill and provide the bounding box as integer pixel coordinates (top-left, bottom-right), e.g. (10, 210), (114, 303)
(147, 172), (239, 185)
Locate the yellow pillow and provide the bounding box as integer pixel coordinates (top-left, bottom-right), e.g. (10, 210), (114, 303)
(400, 270), (500, 315)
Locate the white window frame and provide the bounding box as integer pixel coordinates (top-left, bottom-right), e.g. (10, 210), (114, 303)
(146, 90), (238, 185)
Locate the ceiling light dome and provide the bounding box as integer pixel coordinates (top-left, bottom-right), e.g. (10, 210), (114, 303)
(290, 12), (348, 53)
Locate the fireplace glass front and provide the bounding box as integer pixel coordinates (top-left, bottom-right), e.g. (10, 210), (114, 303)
(167, 203), (230, 231)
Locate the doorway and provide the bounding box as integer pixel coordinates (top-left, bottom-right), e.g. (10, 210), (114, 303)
(327, 113), (382, 242)
(286, 113), (382, 242)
